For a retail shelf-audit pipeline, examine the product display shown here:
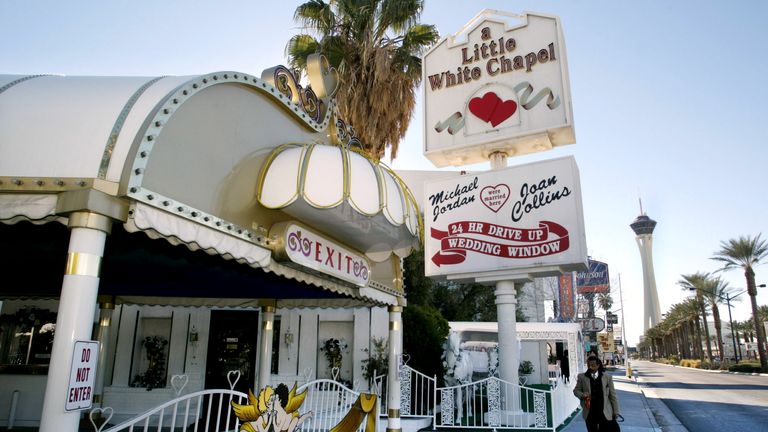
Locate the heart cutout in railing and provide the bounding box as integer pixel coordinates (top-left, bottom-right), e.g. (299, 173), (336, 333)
(331, 367), (340, 381)
(227, 370), (241, 390)
(301, 367), (313, 382)
(89, 406), (113, 432)
(401, 353), (411, 365)
(171, 374), (189, 396)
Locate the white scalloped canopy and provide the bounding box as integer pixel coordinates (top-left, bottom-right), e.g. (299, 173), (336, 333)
(258, 143), (420, 260)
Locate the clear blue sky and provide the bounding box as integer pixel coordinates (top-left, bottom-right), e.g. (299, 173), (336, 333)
(3, 0), (768, 346)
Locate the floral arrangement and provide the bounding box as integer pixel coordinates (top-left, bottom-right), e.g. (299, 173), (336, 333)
(320, 337), (351, 388)
(320, 338), (348, 370)
(519, 360), (535, 375)
(131, 336), (169, 390)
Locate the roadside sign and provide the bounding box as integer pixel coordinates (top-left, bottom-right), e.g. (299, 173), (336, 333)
(65, 340), (99, 411)
(577, 317), (605, 332)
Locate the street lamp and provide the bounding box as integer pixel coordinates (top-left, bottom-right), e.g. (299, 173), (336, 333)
(692, 284), (766, 362)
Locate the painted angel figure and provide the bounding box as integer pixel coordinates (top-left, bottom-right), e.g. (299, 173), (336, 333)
(232, 383), (312, 432)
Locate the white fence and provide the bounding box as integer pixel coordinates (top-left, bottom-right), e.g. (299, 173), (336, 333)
(92, 369), (577, 432)
(374, 365), (436, 419)
(93, 378), (375, 432)
(98, 389), (247, 432)
(435, 376), (577, 431)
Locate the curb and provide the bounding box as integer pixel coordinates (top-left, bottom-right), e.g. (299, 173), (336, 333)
(627, 364), (689, 432)
(638, 360), (768, 376)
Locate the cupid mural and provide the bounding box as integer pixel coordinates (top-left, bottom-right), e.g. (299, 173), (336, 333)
(231, 383), (311, 432)
(231, 382), (379, 432)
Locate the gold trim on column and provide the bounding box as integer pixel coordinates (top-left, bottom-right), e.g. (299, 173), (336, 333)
(65, 252), (102, 277)
(68, 211), (113, 234)
(263, 305), (276, 313)
(388, 409), (400, 418)
(388, 306), (402, 313)
(389, 321), (400, 331)
(264, 321), (273, 330)
(386, 428), (402, 432)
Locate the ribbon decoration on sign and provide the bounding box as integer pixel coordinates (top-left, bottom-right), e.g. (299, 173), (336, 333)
(431, 220), (569, 266)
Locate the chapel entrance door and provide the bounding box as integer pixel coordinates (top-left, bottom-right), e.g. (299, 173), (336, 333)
(204, 310), (259, 393)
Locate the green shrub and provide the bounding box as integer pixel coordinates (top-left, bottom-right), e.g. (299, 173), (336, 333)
(729, 363), (763, 373)
(402, 304), (449, 385)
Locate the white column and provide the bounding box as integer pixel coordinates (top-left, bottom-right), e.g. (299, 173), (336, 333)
(489, 154), (520, 409)
(39, 212), (111, 432)
(495, 281), (519, 388)
(93, 296), (115, 406)
(489, 151), (508, 170)
(386, 305), (402, 432)
(258, 305), (275, 391)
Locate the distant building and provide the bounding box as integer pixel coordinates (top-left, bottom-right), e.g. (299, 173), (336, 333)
(630, 211), (661, 332)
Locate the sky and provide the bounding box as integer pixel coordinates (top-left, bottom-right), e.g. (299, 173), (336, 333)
(2, 0), (768, 346)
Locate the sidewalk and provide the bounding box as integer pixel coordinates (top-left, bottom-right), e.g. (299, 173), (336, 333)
(560, 365), (688, 432)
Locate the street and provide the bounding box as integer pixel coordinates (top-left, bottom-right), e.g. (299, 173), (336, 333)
(631, 360), (768, 431)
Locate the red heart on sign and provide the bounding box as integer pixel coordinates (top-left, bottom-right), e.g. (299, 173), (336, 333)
(490, 99), (518, 127)
(480, 184), (510, 213)
(468, 92), (517, 128)
(468, 92), (500, 123)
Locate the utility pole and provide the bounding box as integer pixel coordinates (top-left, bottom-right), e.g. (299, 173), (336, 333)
(618, 273), (627, 365)
(725, 292), (739, 362)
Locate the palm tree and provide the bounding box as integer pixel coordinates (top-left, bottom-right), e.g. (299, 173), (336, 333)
(735, 320), (755, 361)
(286, 0), (439, 160)
(671, 298), (702, 361)
(733, 320), (752, 361)
(758, 305), (768, 323)
(597, 292), (613, 313)
(677, 272), (713, 362)
(699, 276), (731, 363)
(712, 234), (768, 372)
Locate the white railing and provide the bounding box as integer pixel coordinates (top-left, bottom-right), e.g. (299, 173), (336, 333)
(435, 377), (568, 431)
(547, 367), (562, 388)
(374, 365), (436, 419)
(93, 377), (377, 432)
(549, 378), (579, 427)
(97, 389), (247, 432)
(296, 379), (375, 432)
(92, 369), (577, 432)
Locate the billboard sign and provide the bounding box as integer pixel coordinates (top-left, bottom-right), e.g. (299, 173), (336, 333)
(423, 11), (575, 167)
(576, 259), (610, 294)
(424, 156), (587, 280)
(558, 272), (576, 321)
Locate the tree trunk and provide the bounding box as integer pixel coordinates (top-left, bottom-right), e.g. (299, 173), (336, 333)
(700, 298), (713, 362)
(746, 267), (768, 372)
(712, 305), (724, 363)
(694, 318), (704, 361)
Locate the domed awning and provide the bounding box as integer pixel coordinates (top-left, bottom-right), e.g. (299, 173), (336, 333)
(257, 143), (420, 261)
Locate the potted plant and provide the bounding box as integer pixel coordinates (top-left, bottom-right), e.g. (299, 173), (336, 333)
(131, 336), (169, 390)
(517, 360), (535, 381)
(361, 337), (388, 385)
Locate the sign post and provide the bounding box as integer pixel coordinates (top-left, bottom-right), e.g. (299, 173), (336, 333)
(65, 340), (99, 411)
(422, 9), (585, 418)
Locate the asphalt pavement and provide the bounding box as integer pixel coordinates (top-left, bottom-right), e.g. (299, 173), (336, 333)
(560, 363), (688, 432)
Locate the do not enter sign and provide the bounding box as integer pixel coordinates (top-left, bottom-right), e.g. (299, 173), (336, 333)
(65, 340), (99, 411)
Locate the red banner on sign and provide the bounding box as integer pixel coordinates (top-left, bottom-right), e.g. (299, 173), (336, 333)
(430, 220), (569, 266)
(558, 273), (575, 320)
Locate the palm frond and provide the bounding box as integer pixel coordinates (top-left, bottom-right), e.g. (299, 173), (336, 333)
(294, 0), (336, 34)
